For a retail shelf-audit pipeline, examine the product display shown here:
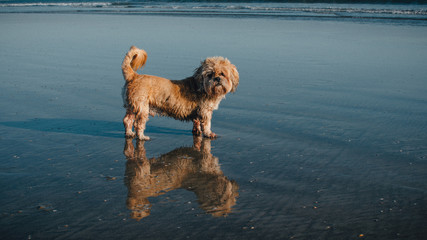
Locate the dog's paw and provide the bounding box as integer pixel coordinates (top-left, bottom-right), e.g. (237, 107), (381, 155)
(137, 135), (151, 141)
(203, 132), (217, 139)
(125, 132), (136, 139)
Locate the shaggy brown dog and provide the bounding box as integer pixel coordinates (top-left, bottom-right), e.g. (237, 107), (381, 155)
(122, 46), (239, 140)
(124, 136), (239, 220)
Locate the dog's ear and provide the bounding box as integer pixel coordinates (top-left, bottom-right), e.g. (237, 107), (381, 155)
(193, 63), (207, 93)
(229, 63), (239, 93)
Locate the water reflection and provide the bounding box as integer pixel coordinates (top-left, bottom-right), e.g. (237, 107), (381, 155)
(123, 136), (239, 220)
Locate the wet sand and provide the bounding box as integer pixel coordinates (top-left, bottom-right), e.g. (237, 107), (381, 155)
(1, 13), (427, 239)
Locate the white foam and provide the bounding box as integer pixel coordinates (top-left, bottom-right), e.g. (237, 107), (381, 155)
(0, 2), (112, 8)
(0, 1), (425, 19)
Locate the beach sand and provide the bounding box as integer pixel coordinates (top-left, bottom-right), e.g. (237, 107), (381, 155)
(1, 13), (427, 239)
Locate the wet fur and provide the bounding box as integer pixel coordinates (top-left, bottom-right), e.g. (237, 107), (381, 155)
(121, 46), (239, 140)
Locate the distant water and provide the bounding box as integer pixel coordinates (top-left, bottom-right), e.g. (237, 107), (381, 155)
(1, 1), (427, 238)
(1, 0), (426, 23)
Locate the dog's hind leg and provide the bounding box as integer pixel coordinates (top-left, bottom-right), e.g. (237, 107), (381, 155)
(135, 105), (150, 141)
(123, 109), (136, 138)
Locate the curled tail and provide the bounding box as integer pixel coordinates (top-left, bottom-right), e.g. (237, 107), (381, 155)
(122, 46), (147, 82)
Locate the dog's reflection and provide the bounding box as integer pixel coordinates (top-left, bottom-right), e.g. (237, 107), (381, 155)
(124, 136), (239, 220)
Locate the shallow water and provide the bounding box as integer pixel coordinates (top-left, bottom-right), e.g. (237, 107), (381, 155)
(1, 11), (427, 240)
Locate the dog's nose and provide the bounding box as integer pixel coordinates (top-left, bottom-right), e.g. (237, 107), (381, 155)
(214, 77), (221, 82)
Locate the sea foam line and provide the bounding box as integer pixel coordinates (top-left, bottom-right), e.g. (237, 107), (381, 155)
(0, 2), (425, 17)
(0, 2), (112, 7)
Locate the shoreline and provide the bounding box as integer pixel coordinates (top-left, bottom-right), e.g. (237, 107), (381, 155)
(1, 1), (426, 24)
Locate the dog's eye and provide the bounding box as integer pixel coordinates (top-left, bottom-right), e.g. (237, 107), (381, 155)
(207, 73), (214, 78)
(220, 73), (225, 77)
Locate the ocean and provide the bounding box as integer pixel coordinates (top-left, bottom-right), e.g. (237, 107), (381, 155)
(1, 0), (426, 23)
(1, 1), (427, 239)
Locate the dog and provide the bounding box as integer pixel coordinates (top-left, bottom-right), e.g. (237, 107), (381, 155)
(121, 46), (239, 140)
(124, 136), (239, 220)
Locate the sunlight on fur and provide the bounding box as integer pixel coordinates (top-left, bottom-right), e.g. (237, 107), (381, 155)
(122, 46), (239, 140)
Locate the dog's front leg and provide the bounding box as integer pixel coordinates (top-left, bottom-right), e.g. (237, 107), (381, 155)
(201, 111), (217, 139)
(192, 119), (202, 136)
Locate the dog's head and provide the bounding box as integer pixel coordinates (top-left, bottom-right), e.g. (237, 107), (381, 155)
(194, 57), (239, 96)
